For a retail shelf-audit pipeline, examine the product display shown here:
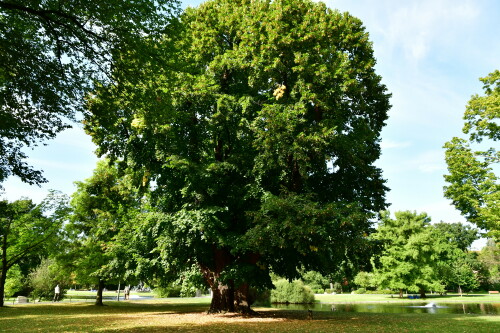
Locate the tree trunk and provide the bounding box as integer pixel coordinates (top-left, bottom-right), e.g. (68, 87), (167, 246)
(399, 289), (403, 298)
(209, 282), (235, 313)
(0, 267), (7, 307)
(202, 247), (255, 314)
(95, 279), (105, 306)
(419, 288), (426, 299)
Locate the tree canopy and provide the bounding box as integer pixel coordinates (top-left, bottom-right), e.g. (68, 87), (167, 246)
(66, 160), (140, 305)
(371, 211), (480, 298)
(371, 211), (447, 298)
(0, 0), (179, 186)
(84, 0), (390, 313)
(0, 191), (68, 306)
(444, 70), (500, 239)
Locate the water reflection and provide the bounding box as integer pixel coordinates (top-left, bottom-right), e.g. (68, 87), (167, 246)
(271, 302), (500, 315)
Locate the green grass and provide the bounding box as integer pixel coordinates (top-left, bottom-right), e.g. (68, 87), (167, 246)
(0, 298), (499, 332)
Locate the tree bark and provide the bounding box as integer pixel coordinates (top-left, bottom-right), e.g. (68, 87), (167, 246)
(419, 288), (426, 299)
(399, 289), (403, 298)
(95, 279), (105, 306)
(202, 247), (255, 314)
(0, 267), (7, 307)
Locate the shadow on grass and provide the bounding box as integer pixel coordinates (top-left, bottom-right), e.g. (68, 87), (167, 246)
(1, 302), (499, 332)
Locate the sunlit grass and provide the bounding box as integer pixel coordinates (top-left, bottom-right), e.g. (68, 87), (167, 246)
(1, 299), (499, 332)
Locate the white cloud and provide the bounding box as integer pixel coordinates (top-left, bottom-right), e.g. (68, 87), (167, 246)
(413, 150), (447, 174)
(324, 0), (481, 63)
(380, 139), (412, 149)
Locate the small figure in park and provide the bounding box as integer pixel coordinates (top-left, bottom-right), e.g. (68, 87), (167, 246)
(53, 284), (60, 302)
(124, 285), (130, 300)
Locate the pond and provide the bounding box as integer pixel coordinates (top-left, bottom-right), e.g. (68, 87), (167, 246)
(271, 302), (500, 315)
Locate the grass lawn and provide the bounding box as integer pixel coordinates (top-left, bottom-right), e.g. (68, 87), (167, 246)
(1, 298), (499, 332)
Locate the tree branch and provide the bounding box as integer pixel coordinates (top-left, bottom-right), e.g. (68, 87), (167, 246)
(0, 1), (103, 41)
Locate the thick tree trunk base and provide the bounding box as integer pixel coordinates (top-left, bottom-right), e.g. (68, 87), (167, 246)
(207, 282), (255, 314)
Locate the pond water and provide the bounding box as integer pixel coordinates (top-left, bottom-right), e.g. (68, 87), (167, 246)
(271, 302), (500, 315)
(101, 295), (154, 301)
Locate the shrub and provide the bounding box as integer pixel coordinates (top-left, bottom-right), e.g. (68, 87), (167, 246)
(353, 288), (366, 294)
(301, 270), (329, 291)
(29, 258), (70, 301)
(154, 285), (181, 297)
(332, 282), (343, 293)
(271, 279), (315, 304)
(249, 288), (271, 306)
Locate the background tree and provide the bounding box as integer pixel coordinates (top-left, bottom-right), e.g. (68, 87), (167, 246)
(433, 222), (478, 251)
(478, 239), (500, 290)
(0, 191), (68, 306)
(84, 0), (390, 313)
(0, 0), (179, 186)
(66, 160), (139, 306)
(372, 211), (449, 298)
(353, 271), (376, 290)
(431, 222), (481, 294)
(444, 70), (500, 239)
(3, 264), (23, 298)
(28, 257), (71, 301)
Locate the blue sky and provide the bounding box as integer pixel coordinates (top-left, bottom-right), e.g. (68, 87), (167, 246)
(2, 0), (499, 248)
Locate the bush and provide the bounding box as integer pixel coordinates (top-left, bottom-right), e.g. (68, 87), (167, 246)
(154, 285), (181, 297)
(29, 258), (70, 301)
(301, 270), (329, 291)
(312, 288), (325, 294)
(353, 288), (366, 294)
(271, 279), (315, 304)
(249, 288), (271, 306)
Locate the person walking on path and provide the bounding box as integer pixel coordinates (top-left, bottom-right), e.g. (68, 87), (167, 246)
(53, 284), (60, 302)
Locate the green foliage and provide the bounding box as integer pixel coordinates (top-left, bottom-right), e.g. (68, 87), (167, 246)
(450, 257), (480, 294)
(366, 289), (395, 294)
(176, 266), (207, 297)
(67, 160), (140, 282)
(300, 270), (329, 291)
(4, 265), (23, 297)
(0, 0), (179, 186)
(154, 285), (181, 298)
(371, 211), (448, 295)
(433, 222), (479, 251)
(28, 258), (70, 301)
(84, 0), (390, 312)
(271, 279), (315, 304)
(353, 288), (366, 294)
(249, 287), (271, 306)
(354, 271), (376, 289)
(0, 191), (68, 306)
(477, 239), (500, 290)
(444, 70), (500, 239)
